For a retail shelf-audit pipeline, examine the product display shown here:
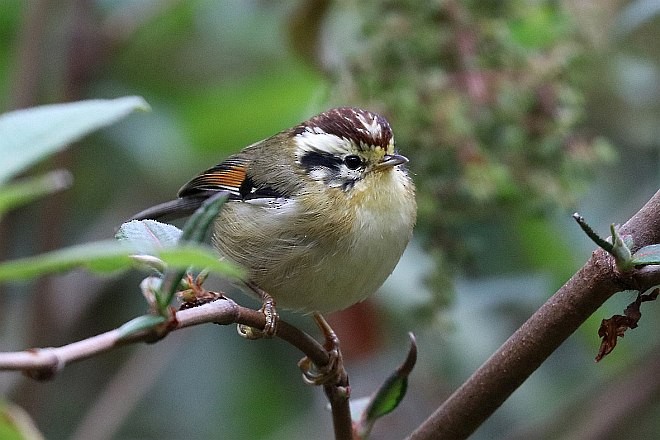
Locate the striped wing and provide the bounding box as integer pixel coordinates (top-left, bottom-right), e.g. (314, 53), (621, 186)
(178, 157), (249, 199)
(178, 155), (286, 202)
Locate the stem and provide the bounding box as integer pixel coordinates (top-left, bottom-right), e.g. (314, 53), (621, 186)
(0, 297), (352, 437)
(325, 383), (353, 440)
(572, 213), (614, 253)
(0, 299), (328, 379)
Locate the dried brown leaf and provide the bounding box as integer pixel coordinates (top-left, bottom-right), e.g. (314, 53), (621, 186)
(595, 315), (632, 362)
(596, 289), (659, 361)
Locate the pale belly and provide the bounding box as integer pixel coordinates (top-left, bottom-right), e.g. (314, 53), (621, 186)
(251, 230), (409, 313)
(214, 170), (416, 313)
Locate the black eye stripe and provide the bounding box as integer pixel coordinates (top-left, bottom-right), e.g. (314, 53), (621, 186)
(299, 150), (364, 191)
(299, 150), (342, 172)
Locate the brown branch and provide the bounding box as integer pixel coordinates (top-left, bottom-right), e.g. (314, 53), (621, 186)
(0, 296), (355, 438)
(0, 298), (329, 377)
(326, 383), (352, 440)
(407, 189), (660, 440)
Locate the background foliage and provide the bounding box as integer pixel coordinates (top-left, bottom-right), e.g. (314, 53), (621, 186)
(0, 1), (659, 439)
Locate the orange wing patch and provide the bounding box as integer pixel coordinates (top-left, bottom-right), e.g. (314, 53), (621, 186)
(178, 157), (249, 198)
(194, 166), (246, 190)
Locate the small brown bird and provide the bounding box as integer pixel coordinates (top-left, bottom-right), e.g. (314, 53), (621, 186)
(133, 107), (416, 331)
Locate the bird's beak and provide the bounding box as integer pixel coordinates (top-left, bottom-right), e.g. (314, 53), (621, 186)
(377, 153), (409, 169)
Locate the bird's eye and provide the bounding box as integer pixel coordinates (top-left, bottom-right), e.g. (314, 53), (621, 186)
(344, 155), (362, 170)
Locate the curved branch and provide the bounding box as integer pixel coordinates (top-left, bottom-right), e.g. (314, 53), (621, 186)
(0, 298), (329, 378)
(407, 189), (660, 440)
(0, 292), (354, 438)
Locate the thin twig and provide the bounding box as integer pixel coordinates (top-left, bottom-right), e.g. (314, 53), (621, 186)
(407, 189), (660, 440)
(325, 383), (353, 440)
(0, 298), (329, 379)
(0, 297), (354, 437)
(0, 296), (358, 437)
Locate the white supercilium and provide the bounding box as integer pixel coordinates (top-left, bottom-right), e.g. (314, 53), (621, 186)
(294, 128), (352, 156)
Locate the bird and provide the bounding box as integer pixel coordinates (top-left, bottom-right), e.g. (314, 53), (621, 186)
(131, 107), (416, 337)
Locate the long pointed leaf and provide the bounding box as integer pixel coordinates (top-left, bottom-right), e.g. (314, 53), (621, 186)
(0, 96), (149, 183)
(0, 170), (72, 217)
(357, 333), (417, 438)
(0, 241), (134, 281)
(0, 241), (241, 283)
(158, 192), (231, 310)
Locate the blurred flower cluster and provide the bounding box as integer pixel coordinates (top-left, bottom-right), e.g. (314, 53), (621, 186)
(326, 0), (616, 290)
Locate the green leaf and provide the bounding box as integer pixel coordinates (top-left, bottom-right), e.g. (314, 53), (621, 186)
(365, 369), (408, 420)
(117, 314), (167, 340)
(632, 244), (660, 266)
(357, 333), (417, 438)
(0, 96), (150, 184)
(0, 240), (242, 283)
(0, 241), (135, 281)
(159, 245), (243, 279)
(0, 170), (72, 217)
(157, 192), (230, 311)
(179, 192), (229, 243)
(115, 219), (183, 252)
(610, 224), (633, 270)
(0, 402), (43, 440)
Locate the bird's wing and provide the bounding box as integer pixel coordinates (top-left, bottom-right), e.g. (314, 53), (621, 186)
(179, 155), (287, 202)
(178, 156), (249, 200)
(132, 153), (291, 222)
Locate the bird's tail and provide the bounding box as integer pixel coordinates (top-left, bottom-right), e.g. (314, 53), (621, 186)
(130, 196), (209, 222)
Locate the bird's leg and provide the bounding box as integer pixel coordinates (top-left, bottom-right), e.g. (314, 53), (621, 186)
(298, 312), (348, 389)
(237, 282), (279, 339)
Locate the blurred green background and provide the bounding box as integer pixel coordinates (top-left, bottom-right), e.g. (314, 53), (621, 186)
(1, 1), (659, 439)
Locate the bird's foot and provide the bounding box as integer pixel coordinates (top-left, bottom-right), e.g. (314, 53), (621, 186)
(237, 283), (278, 339)
(298, 312), (348, 389)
